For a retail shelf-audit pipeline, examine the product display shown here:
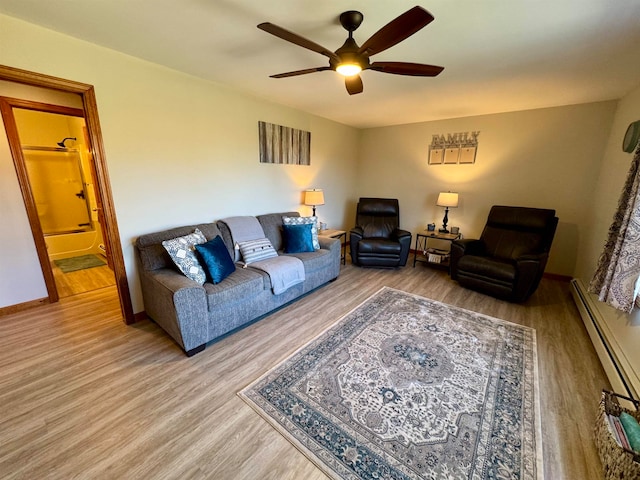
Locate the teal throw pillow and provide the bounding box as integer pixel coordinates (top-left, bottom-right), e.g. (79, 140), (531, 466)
(283, 223), (315, 253)
(195, 235), (236, 284)
(283, 216), (320, 250)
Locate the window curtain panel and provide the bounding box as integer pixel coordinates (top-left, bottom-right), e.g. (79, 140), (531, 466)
(589, 142), (640, 312)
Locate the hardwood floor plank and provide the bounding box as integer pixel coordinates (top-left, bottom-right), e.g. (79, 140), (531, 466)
(0, 265), (610, 479)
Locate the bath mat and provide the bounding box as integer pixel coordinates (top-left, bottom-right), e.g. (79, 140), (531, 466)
(54, 254), (106, 273)
(239, 287), (542, 479)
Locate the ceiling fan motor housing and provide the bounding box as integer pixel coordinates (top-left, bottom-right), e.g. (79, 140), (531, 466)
(332, 37), (369, 72)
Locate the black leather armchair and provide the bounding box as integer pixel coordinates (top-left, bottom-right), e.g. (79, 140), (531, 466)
(350, 198), (412, 268)
(450, 205), (558, 302)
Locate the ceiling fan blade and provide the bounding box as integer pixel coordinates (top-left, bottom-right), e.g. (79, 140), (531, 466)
(258, 23), (340, 62)
(345, 75), (363, 95)
(358, 6), (434, 57)
(270, 67), (332, 78)
(369, 62), (444, 77)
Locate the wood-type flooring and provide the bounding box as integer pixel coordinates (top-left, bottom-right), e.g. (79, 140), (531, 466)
(0, 264), (609, 479)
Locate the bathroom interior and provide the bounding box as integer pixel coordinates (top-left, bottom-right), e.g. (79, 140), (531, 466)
(13, 108), (115, 297)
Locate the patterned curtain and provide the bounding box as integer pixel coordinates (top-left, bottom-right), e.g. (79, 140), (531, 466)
(589, 142), (640, 312)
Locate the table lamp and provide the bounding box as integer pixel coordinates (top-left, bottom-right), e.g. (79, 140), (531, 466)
(304, 189), (325, 216)
(436, 191), (459, 233)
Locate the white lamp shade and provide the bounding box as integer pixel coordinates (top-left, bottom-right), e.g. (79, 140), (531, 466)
(437, 192), (459, 208)
(304, 189), (325, 206)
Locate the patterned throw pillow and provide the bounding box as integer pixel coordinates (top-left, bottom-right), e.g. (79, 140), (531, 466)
(282, 216), (319, 250)
(162, 228), (207, 284)
(238, 237), (278, 264)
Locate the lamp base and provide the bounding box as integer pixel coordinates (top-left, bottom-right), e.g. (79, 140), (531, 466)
(440, 207), (450, 234)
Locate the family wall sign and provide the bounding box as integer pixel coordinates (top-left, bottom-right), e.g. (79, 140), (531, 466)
(429, 131), (480, 165)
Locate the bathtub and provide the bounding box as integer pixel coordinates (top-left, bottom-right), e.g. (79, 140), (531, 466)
(45, 227), (105, 261)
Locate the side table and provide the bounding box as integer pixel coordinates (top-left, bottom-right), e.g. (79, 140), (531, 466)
(319, 229), (347, 265)
(413, 231), (461, 270)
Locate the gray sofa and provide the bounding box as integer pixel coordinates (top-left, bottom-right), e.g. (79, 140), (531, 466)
(135, 212), (341, 356)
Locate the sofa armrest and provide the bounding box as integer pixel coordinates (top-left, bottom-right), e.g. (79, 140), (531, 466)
(139, 268), (208, 353)
(318, 235), (340, 253)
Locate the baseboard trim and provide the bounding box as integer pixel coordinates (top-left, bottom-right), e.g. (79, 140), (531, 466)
(0, 297), (50, 316)
(570, 278), (638, 400)
(133, 310), (148, 322)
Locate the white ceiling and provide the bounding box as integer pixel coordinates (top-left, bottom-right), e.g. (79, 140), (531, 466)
(1, 0), (640, 128)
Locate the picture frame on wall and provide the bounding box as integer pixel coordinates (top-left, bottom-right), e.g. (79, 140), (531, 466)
(429, 147), (444, 164)
(444, 147), (460, 164)
(459, 146), (477, 164)
(258, 121), (311, 165)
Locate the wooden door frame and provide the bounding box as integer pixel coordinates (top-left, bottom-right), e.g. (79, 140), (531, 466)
(0, 98), (86, 305)
(0, 65), (134, 324)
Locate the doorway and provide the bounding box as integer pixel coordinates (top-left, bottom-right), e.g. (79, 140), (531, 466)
(0, 65), (133, 323)
(6, 103), (116, 298)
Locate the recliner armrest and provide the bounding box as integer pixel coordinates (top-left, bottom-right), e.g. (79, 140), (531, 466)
(513, 252), (549, 301)
(451, 238), (485, 256)
(450, 239), (485, 280)
(516, 252), (548, 263)
(394, 229), (412, 266)
(392, 228), (412, 241)
(349, 227), (364, 266)
(350, 226), (364, 241)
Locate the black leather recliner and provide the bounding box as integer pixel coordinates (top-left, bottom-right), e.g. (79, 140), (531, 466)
(349, 198), (412, 268)
(450, 205), (558, 302)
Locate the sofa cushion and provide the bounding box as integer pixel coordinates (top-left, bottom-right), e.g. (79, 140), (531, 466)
(204, 268), (265, 310)
(282, 215), (319, 250)
(195, 235), (236, 284)
(285, 247), (332, 273)
(161, 228), (207, 284)
(238, 238), (278, 264)
(283, 223), (315, 253)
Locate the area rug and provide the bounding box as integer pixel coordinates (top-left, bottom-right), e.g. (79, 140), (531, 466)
(54, 254), (106, 273)
(238, 287), (542, 479)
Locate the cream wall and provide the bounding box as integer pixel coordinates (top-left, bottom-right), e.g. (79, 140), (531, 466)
(574, 83), (640, 283)
(358, 102), (617, 276)
(0, 12), (635, 313)
(0, 14), (360, 312)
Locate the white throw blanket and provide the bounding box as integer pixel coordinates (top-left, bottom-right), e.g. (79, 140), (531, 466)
(249, 256), (305, 295)
(219, 216), (266, 260)
(220, 215), (305, 294)
(219, 215), (265, 243)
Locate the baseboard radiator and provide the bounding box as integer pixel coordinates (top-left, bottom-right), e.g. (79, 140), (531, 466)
(570, 278), (638, 400)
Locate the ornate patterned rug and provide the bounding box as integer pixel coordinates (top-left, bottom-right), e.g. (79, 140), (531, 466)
(238, 287), (542, 479)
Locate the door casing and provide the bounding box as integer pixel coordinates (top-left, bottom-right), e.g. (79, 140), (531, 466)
(0, 64), (134, 324)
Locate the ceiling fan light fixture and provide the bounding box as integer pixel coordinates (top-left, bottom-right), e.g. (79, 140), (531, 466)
(336, 63), (362, 77)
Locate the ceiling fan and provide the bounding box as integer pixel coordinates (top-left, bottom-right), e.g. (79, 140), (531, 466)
(257, 6), (444, 95)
